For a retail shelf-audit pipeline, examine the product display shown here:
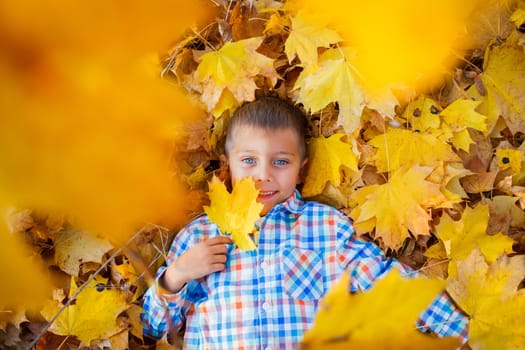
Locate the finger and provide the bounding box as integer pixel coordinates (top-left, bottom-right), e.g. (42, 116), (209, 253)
(209, 244), (230, 255)
(211, 254), (227, 264)
(207, 236), (233, 246)
(210, 262), (227, 273)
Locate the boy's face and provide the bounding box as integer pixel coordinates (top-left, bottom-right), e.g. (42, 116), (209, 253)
(226, 126), (307, 215)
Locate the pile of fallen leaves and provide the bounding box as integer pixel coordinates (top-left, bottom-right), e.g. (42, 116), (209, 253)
(168, 1), (525, 348)
(1, 0), (525, 349)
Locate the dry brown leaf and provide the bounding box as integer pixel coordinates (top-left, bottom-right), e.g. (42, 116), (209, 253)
(125, 304), (145, 342)
(487, 195), (525, 234)
(229, 2), (264, 41)
(108, 330), (129, 350)
(460, 171), (498, 193)
(4, 208), (34, 234)
(54, 230), (113, 276)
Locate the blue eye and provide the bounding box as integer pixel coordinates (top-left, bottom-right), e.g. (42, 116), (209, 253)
(274, 159), (289, 166)
(242, 158), (255, 165)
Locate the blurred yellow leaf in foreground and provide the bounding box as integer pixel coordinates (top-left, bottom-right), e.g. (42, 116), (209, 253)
(300, 269), (460, 349)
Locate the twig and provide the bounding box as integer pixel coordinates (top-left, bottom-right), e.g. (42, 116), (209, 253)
(415, 317), (467, 330)
(416, 258), (451, 273)
(56, 335), (70, 350)
(29, 227), (146, 349)
(191, 25), (218, 52)
(225, 0), (235, 21)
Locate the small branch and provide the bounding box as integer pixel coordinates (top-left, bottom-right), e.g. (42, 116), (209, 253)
(416, 258), (451, 274)
(415, 316), (468, 330)
(56, 335), (70, 350)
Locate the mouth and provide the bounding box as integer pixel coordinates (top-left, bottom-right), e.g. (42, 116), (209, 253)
(258, 191), (277, 199)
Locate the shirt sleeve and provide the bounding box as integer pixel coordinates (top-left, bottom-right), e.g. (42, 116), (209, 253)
(336, 214), (469, 343)
(416, 292), (469, 341)
(141, 221), (206, 339)
(335, 215), (411, 292)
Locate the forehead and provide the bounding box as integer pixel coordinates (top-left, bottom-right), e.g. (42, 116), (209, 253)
(229, 125), (301, 153)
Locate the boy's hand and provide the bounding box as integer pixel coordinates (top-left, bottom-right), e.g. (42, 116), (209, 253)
(160, 236), (233, 293)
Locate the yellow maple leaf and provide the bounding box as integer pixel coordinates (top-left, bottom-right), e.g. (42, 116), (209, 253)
(211, 88), (241, 118)
(195, 37), (279, 113)
(285, 10), (342, 65)
(41, 276), (129, 344)
(447, 248), (525, 349)
(293, 47), (399, 134)
(203, 177), (263, 251)
(368, 128), (460, 173)
(426, 164), (466, 205)
(432, 203), (515, 277)
(111, 257), (144, 302)
(294, 48), (366, 134)
(184, 164), (208, 189)
(263, 12), (291, 36)
(402, 96), (442, 132)
(467, 31), (525, 135)
(300, 269), (460, 350)
(364, 86), (399, 120)
(302, 134), (358, 197)
(440, 99), (487, 132)
(350, 166), (449, 249)
(496, 148), (523, 174)
(254, 0), (283, 13)
(440, 162), (472, 200)
(439, 99), (487, 151)
(510, 7), (525, 27)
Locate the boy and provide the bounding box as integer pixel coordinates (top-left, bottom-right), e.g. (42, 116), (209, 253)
(142, 97), (468, 349)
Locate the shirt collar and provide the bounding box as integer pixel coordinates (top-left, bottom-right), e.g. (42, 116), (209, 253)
(269, 189), (303, 215)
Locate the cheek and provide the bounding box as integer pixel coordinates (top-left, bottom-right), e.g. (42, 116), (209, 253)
(228, 163), (248, 183)
(282, 170), (301, 190)
(294, 166), (304, 184)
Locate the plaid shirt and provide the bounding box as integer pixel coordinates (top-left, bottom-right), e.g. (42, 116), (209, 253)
(142, 190), (468, 349)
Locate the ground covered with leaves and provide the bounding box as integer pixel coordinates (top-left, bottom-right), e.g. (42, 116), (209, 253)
(1, 0), (525, 349)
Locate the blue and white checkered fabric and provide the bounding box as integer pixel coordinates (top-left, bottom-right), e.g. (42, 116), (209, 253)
(142, 190), (468, 349)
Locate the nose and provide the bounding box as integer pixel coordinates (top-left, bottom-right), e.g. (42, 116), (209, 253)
(255, 163), (272, 182)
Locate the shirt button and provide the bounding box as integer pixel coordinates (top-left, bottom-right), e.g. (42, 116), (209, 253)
(262, 302), (271, 311)
(261, 261), (268, 269)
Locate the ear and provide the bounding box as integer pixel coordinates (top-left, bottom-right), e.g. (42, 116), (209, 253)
(219, 154), (232, 190)
(219, 154), (228, 168)
(297, 157), (309, 184)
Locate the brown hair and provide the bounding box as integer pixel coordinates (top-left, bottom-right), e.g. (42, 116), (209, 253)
(224, 96), (307, 158)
